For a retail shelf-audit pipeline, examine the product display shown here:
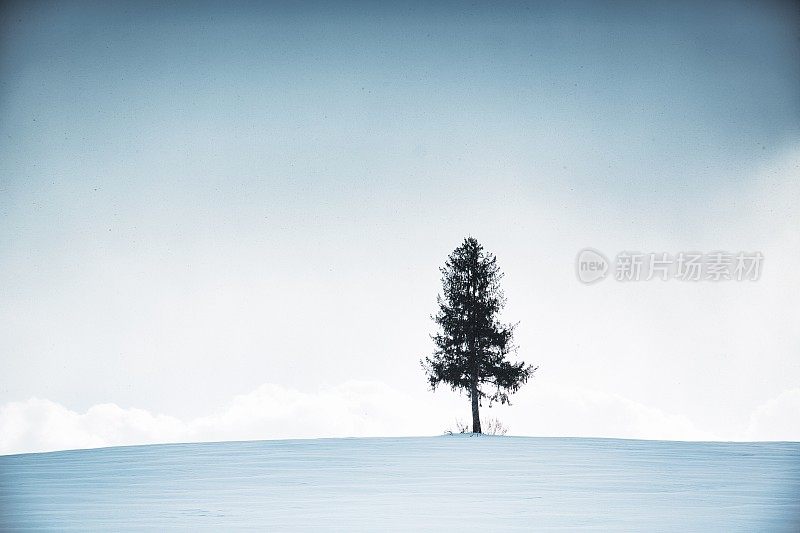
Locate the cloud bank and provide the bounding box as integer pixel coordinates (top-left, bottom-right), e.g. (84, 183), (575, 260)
(2, 380), (797, 455)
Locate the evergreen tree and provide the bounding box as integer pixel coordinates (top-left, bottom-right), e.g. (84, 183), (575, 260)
(422, 237), (536, 433)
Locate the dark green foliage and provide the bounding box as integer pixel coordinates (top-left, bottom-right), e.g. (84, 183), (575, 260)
(422, 237), (536, 432)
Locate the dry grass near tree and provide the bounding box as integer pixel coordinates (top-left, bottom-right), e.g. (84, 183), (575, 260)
(445, 417), (508, 436)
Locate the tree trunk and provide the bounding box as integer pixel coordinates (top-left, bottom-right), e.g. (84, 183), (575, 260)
(468, 260), (482, 434)
(470, 380), (482, 433)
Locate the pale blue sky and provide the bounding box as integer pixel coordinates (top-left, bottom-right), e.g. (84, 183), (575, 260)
(1, 1), (799, 450)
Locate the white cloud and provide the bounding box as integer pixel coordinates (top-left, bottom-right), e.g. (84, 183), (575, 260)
(5, 379), (795, 456)
(0, 381), (455, 455)
(0, 398), (186, 454)
(747, 388), (800, 441)
(499, 381), (717, 442)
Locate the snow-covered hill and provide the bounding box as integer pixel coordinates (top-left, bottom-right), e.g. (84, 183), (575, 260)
(1, 436), (798, 531)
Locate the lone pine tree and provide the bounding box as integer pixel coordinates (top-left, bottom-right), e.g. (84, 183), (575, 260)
(422, 237), (536, 434)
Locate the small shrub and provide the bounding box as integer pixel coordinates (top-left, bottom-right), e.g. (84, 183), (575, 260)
(444, 417), (508, 436)
(482, 417), (508, 436)
(443, 418), (471, 435)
